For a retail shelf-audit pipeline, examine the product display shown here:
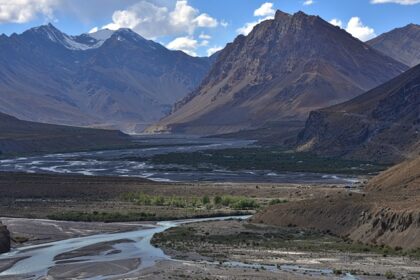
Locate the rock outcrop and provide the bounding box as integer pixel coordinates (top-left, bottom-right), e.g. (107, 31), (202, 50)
(297, 63), (420, 163)
(0, 222), (10, 253)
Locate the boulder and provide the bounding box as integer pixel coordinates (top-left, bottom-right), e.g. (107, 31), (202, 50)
(0, 222), (10, 253)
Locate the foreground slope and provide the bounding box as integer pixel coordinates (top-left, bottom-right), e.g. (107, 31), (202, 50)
(297, 63), (420, 163)
(367, 24), (420, 67)
(0, 112), (130, 157)
(148, 10), (407, 135)
(252, 156), (420, 249)
(0, 24), (212, 133)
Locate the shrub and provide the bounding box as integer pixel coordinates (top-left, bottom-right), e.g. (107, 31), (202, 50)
(202, 195), (210, 205)
(385, 271), (395, 279)
(213, 195), (222, 205)
(269, 199), (288, 205)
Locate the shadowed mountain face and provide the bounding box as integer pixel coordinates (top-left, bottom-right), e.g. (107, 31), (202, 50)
(0, 24), (212, 133)
(297, 63), (420, 164)
(0, 112), (131, 157)
(147, 10), (407, 136)
(367, 24), (420, 67)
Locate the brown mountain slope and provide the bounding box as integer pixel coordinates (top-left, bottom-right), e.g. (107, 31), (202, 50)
(366, 156), (420, 194)
(297, 63), (420, 164)
(147, 10), (407, 136)
(367, 24), (420, 67)
(252, 156), (420, 249)
(0, 112), (131, 157)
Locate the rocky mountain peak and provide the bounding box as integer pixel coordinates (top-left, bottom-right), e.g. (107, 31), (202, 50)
(367, 23), (420, 67)
(148, 10), (407, 136)
(274, 10), (290, 20)
(29, 22), (65, 39)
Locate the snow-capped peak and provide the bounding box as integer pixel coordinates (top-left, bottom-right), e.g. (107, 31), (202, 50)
(26, 24), (149, 51)
(88, 29), (115, 41)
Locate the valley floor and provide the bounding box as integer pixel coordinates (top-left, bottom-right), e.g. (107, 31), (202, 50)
(152, 220), (420, 280)
(0, 172), (418, 279)
(0, 172), (348, 221)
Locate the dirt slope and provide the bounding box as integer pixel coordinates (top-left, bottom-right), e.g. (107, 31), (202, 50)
(252, 157), (420, 249)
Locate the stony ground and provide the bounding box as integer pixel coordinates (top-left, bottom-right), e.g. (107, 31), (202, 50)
(152, 220), (420, 280)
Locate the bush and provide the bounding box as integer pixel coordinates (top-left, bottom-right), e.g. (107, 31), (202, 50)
(231, 198), (259, 210)
(385, 271), (395, 279)
(269, 199), (288, 205)
(202, 195), (210, 205)
(214, 195), (222, 205)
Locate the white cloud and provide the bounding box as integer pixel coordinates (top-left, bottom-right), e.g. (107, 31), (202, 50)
(193, 13), (218, 27)
(166, 36), (198, 56)
(371, 0), (420, 4)
(102, 0), (218, 39)
(199, 33), (211, 40)
(237, 2), (276, 36)
(329, 17), (375, 41)
(303, 0), (315, 5)
(220, 20), (228, 27)
(254, 2), (275, 17)
(329, 18), (343, 28)
(345, 17), (376, 41)
(237, 19), (261, 35)
(0, 0), (58, 23)
(103, 9), (141, 30)
(207, 46), (223, 56)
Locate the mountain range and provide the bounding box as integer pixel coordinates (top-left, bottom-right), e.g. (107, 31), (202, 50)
(147, 10), (408, 136)
(0, 24), (213, 133)
(297, 63), (420, 163)
(367, 24), (420, 67)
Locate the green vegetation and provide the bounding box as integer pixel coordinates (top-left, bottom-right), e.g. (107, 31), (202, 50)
(120, 192), (260, 210)
(47, 210), (250, 222)
(47, 211), (156, 222)
(269, 198), (288, 205)
(385, 271), (396, 279)
(153, 223), (420, 260)
(147, 147), (387, 175)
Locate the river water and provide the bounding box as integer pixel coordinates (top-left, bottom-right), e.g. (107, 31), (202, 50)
(0, 135), (359, 184)
(0, 216), (357, 280)
(0, 216), (248, 279)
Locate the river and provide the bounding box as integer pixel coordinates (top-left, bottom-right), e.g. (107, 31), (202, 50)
(0, 216), (358, 280)
(0, 135), (359, 184)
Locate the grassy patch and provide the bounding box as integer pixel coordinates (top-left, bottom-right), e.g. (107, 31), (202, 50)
(47, 210), (252, 223)
(147, 147), (387, 175)
(120, 193), (261, 210)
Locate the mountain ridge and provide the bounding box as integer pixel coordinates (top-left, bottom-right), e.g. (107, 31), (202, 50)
(297, 63), (420, 163)
(367, 23), (420, 67)
(0, 24), (213, 133)
(147, 10), (407, 136)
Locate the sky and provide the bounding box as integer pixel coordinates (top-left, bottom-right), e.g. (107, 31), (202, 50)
(0, 0), (419, 57)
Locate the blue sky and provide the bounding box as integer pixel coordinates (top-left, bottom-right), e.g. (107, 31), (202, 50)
(0, 0), (419, 56)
